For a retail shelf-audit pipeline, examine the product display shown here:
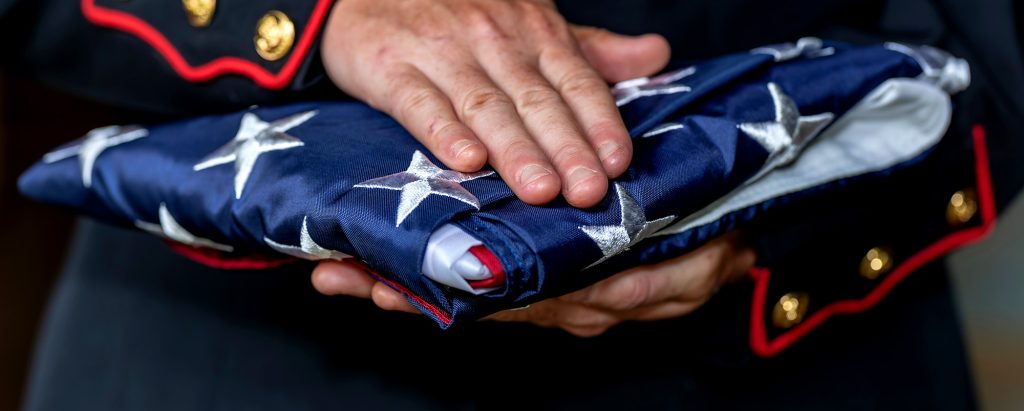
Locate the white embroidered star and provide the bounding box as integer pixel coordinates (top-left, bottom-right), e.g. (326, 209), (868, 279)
(42, 125), (148, 188)
(355, 150), (494, 227)
(264, 216), (351, 261)
(612, 66), (696, 107)
(135, 203), (234, 252)
(737, 82), (834, 157)
(580, 184), (676, 268)
(751, 37), (835, 62)
(193, 110), (317, 199)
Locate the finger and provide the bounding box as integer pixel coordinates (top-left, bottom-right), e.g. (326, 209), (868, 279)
(562, 250), (720, 311)
(560, 324), (613, 338)
(570, 26), (671, 83)
(536, 44), (633, 178)
(485, 299), (619, 332)
(370, 282), (421, 314)
(311, 260), (377, 298)
(558, 266), (675, 311)
(622, 299), (708, 322)
(725, 243), (757, 283)
(375, 64), (487, 172)
(427, 63), (562, 205)
(547, 301), (620, 337)
(565, 233), (749, 310)
(474, 47), (610, 207)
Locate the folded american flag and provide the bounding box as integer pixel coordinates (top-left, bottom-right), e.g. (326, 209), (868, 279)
(19, 39), (969, 327)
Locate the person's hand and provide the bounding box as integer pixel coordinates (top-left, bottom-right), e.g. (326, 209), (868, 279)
(320, 0), (670, 207)
(311, 232), (755, 337)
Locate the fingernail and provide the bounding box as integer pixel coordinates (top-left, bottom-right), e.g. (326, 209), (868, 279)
(597, 142), (626, 169)
(518, 164), (553, 186)
(451, 139), (477, 160)
(566, 165), (601, 193)
(597, 142), (622, 160)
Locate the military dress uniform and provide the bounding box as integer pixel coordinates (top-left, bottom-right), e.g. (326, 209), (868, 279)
(3, 0), (1023, 410)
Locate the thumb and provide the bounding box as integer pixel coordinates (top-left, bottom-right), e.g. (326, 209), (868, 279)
(571, 26), (671, 83)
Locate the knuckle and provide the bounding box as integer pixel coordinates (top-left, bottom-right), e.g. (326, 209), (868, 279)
(586, 119), (627, 140)
(501, 138), (535, 157)
(459, 88), (512, 120)
(408, 14), (450, 42)
(550, 142), (592, 168)
(610, 277), (654, 310)
(558, 69), (606, 97)
(518, 2), (560, 36)
(379, 70), (419, 106)
(516, 1), (548, 19)
(396, 87), (438, 120)
(515, 87), (562, 115)
(562, 310), (613, 329)
(427, 120), (464, 145)
(498, 139), (541, 169)
(463, 7), (505, 39)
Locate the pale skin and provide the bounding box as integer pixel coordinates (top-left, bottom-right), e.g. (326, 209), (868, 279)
(313, 232), (755, 337)
(317, 0), (755, 335)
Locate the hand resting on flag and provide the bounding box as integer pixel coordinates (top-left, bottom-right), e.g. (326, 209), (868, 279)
(316, 0), (721, 333)
(320, 0), (670, 208)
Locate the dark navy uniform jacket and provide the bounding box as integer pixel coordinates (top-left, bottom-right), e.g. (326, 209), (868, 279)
(2, 0), (1022, 409)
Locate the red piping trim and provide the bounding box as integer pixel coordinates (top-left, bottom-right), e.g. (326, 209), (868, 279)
(466, 245), (507, 289)
(166, 241), (296, 270)
(749, 125), (996, 357)
(81, 0), (334, 90)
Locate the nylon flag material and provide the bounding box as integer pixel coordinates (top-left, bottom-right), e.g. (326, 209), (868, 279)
(19, 39), (970, 327)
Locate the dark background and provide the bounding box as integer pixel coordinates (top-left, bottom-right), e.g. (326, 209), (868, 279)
(0, 75), (106, 411)
(0, 76), (1022, 411)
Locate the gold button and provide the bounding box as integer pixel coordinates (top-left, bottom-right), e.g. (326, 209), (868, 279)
(254, 10), (295, 61)
(773, 292), (809, 329)
(946, 189), (978, 227)
(182, 0), (216, 28)
(859, 247), (893, 280)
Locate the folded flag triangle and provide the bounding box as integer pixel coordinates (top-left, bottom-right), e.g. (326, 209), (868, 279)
(19, 39), (970, 327)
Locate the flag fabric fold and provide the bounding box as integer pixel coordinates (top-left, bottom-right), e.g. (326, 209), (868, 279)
(19, 39), (969, 327)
